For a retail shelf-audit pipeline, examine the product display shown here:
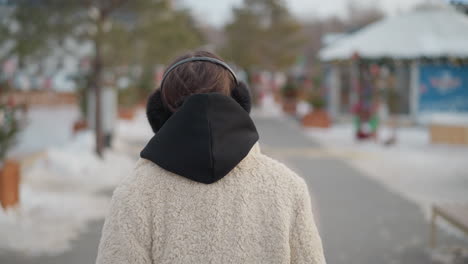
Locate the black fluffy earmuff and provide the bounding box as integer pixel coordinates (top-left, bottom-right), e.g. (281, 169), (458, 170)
(231, 81), (252, 113)
(146, 57), (252, 133)
(146, 89), (172, 133)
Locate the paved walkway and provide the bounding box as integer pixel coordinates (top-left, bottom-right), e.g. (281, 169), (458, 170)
(255, 117), (432, 264)
(1, 116), (460, 264)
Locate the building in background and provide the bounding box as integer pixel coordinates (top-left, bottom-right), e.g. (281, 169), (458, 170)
(320, 4), (468, 125)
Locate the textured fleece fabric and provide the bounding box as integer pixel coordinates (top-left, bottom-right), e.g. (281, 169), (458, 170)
(96, 144), (326, 264)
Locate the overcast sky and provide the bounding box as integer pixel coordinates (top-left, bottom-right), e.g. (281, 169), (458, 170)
(178, 0), (447, 27)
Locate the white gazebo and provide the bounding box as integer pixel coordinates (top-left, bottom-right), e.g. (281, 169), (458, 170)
(319, 5), (468, 122)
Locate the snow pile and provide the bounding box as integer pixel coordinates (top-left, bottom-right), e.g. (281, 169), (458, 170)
(251, 94), (285, 118)
(306, 123), (468, 216)
(24, 131), (133, 193)
(0, 186), (110, 255)
(309, 123), (431, 149)
(115, 108), (153, 143)
(113, 109), (153, 157)
(423, 113), (468, 126)
(296, 101), (312, 118)
(431, 248), (468, 264)
(0, 128), (135, 256)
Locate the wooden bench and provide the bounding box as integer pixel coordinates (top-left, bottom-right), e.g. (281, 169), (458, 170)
(430, 124), (468, 145)
(431, 204), (468, 248)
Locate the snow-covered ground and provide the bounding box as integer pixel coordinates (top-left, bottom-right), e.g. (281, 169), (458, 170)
(24, 132), (134, 193)
(1, 108), (135, 256)
(115, 108), (153, 144)
(0, 187), (110, 255)
(305, 123), (468, 220)
(251, 94), (285, 118)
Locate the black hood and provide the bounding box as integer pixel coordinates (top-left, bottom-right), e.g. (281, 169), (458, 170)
(140, 93), (259, 184)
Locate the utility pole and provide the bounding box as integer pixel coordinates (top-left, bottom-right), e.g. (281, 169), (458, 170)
(88, 6), (104, 157)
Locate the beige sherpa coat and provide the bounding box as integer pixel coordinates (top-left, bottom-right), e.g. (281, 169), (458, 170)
(96, 144), (325, 264)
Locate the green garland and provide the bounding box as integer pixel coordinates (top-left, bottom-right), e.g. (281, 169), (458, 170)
(0, 103), (22, 163)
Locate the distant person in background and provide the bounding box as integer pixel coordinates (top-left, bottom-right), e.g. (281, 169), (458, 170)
(95, 51), (326, 264)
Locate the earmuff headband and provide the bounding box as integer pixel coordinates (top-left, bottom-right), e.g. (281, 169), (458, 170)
(147, 56), (252, 133)
(161, 57), (239, 87)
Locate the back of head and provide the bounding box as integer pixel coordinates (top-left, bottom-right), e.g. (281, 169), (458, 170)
(146, 50), (252, 134)
(161, 51), (236, 112)
(142, 51), (258, 184)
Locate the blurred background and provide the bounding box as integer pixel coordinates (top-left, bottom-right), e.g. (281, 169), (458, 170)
(1, 0), (468, 263)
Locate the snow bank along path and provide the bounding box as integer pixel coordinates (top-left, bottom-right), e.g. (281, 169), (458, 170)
(1, 107), (137, 256)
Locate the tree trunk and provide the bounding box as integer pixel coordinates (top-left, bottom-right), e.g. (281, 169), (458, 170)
(92, 18), (104, 158)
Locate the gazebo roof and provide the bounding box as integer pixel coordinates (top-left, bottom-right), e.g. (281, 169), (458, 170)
(319, 6), (468, 61)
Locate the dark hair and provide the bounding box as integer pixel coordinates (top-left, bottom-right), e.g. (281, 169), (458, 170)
(161, 51), (236, 112)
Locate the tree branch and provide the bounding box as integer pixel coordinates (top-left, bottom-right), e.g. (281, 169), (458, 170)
(101, 0), (129, 18)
